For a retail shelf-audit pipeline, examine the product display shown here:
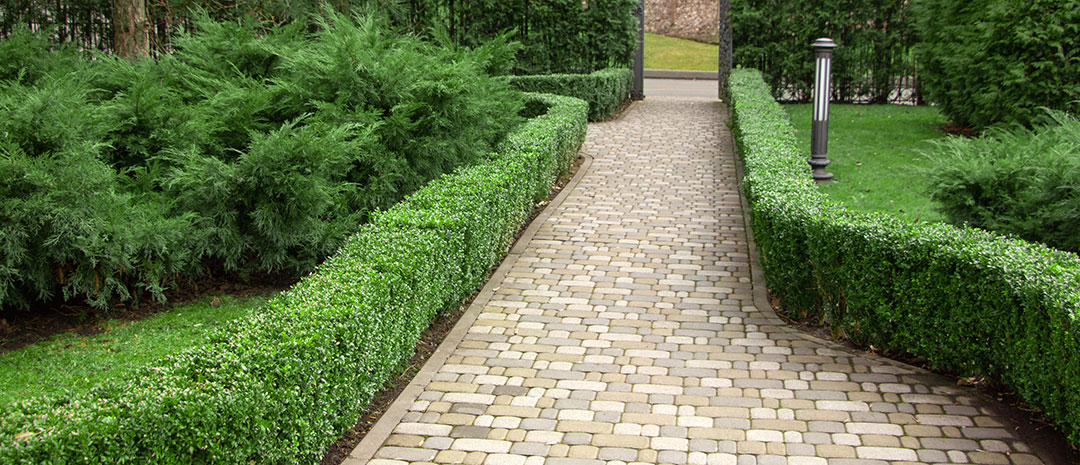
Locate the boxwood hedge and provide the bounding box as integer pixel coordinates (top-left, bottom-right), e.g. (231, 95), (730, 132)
(0, 92), (588, 464)
(505, 68), (631, 121)
(729, 68), (1080, 444)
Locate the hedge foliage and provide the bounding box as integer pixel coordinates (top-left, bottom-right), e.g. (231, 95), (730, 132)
(911, 0), (1080, 130)
(0, 92), (589, 464)
(729, 68), (1080, 444)
(926, 110), (1080, 254)
(731, 0), (914, 103)
(505, 68), (631, 121)
(0, 12), (523, 311)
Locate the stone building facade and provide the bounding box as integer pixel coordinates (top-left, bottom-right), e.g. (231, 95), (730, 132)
(644, 0), (719, 44)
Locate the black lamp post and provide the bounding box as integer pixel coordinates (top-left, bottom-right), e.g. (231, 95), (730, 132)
(809, 38), (837, 183)
(631, 0), (645, 101)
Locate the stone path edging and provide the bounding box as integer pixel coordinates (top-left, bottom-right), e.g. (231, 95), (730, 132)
(344, 149), (599, 464)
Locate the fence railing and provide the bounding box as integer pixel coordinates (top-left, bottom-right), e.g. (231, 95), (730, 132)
(731, 0), (922, 105)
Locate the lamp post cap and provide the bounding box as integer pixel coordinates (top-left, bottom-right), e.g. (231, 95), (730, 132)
(812, 38), (837, 49)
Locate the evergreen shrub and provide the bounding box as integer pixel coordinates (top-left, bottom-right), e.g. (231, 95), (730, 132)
(0, 12), (523, 310)
(505, 68), (631, 121)
(926, 111), (1080, 254)
(0, 92), (589, 464)
(911, 0), (1080, 130)
(730, 68), (1080, 444)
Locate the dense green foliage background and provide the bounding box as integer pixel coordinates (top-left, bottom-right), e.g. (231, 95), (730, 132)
(443, 0), (638, 74)
(0, 92), (588, 465)
(911, 0), (1080, 130)
(926, 111), (1080, 253)
(731, 0), (914, 103)
(1, 0), (637, 75)
(0, 12), (524, 311)
(730, 68), (1080, 445)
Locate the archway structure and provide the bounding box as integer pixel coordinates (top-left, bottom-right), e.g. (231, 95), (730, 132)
(631, 0), (733, 100)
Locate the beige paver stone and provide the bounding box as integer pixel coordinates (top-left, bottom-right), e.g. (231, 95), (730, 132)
(463, 451), (486, 465)
(592, 434), (649, 449)
(736, 441), (766, 455)
(452, 439), (512, 453)
(556, 421), (613, 434)
(857, 446), (919, 461)
(385, 434), (425, 448)
(548, 444), (570, 457)
(816, 444), (856, 458)
(483, 454), (527, 465)
(434, 450), (468, 463)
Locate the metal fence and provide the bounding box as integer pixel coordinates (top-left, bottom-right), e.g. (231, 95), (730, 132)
(0, 0), (292, 55)
(731, 0), (922, 106)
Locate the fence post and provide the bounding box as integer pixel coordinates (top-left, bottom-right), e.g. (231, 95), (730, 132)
(631, 0), (645, 101)
(809, 38), (837, 183)
(717, 0), (732, 101)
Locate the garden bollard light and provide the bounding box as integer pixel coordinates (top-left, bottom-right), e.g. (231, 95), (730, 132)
(810, 37), (837, 183)
(631, 0), (645, 100)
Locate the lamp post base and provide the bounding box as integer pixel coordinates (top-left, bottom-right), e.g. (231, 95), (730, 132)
(809, 157), (833, 183)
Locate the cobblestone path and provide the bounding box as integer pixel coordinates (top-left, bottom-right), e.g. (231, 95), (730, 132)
(354, 98), (1046, 465)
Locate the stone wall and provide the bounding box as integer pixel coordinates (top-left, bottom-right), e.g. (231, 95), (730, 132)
(645, 0), (718, 44)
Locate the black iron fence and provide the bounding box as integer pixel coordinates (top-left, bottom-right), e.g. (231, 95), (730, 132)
(0, 1), (350, 55)
(731, 0), (922, 105)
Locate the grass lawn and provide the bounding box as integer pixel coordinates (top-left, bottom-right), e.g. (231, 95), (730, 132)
(0, 294), (270, 404)
(784, 104), (950, 223)
(644, 33), (718, 71)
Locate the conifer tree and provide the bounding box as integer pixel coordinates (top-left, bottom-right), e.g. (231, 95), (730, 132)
(112, 0), (149, 57)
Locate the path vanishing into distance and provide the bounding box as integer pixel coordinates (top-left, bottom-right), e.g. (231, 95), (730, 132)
(347, 80), (1051, 465)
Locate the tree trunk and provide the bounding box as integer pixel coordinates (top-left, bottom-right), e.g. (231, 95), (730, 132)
(113, 0), (149, 58)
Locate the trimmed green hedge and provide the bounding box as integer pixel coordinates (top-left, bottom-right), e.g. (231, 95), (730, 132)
(0, 93), (588, 464)
(729, 69), (1080, 444)
(505, 68), (631, 121)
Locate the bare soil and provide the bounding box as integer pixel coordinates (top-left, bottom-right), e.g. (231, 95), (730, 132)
(938, 121), (979, 138)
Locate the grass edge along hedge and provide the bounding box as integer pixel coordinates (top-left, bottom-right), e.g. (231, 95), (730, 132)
(729, 68), (1080, 445)
(0, 92), (588, 464)
(505, 68), (631, 121)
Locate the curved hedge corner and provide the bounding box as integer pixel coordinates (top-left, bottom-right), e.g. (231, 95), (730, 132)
(729, 68), (1080, 444)
(0, 93), (588, 464)
(506, 68), (631, 121)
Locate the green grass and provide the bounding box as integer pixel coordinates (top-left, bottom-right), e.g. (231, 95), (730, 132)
(784, 104), (950, 223)
(644, 33), (718, 71)
(0, 294), (270, 405)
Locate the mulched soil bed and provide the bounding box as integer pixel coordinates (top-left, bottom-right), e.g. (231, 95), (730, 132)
(767, 290), (1080, 464)
(0, 270), (295, 354)
(938, 121), (979, 138)
(319, 154), (586, 464)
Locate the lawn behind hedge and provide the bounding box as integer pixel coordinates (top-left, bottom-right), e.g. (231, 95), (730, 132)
(644, 33), (718, 71)
(0, 295), (269, 405)
(784, 104), (948, 223)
